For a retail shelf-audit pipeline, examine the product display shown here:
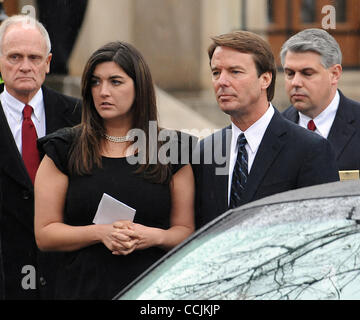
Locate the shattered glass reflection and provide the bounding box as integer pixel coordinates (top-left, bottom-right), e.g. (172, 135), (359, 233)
(120, 196), (360, 300)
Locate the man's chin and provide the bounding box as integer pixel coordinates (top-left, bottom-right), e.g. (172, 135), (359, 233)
(218, 102), (238, 115)
(15, 84), (38, 94)
(10, 86), (39, 101)
(292, 100), (309, 112)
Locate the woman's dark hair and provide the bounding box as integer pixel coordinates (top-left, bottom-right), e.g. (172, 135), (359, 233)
(68, 41), (171, 184)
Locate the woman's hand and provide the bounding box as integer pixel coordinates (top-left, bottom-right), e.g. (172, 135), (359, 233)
(102, 163), (196, 254)
(130, 223), (163, 250)
(110, 220), (139, 255)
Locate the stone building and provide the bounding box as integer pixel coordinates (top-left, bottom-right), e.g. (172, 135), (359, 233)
(7, 0), (360, 127)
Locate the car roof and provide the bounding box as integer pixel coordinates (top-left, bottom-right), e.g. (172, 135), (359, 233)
(198, 179), (360, 234)
(238, 180), (360, 210)
(115, 180), (360, 299)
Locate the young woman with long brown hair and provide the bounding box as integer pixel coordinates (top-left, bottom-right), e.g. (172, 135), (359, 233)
(34, 41), (195, 299)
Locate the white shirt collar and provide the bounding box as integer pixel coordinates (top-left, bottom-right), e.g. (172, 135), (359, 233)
(231, 103), (275, 154)
(2, 86), (44, 123)
(298, 90), (339, 138)
(228, 103), (275, 204)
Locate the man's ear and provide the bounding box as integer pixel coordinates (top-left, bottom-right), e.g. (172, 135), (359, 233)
(46, 53), (52, 74)
(329, 64), (342, 85)
(260, 71), (272, 91)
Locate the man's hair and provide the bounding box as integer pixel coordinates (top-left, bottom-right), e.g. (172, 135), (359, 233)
(0, 14), (51, 55)
(280, 28), (342, 68)
(208, 30), (276, 101)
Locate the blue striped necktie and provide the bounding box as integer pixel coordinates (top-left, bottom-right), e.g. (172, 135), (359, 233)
(229, 133), (248, 209)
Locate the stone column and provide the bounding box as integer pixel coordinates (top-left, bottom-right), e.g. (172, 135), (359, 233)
(132, 0), (201, 91)
(69, 0), (134, 76)
(200, 0), (242, 90)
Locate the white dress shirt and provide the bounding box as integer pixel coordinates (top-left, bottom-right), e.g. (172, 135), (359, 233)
(298, 90), (339, 138)
(0, 86), (46, 155)
(227, 103), (275, 204)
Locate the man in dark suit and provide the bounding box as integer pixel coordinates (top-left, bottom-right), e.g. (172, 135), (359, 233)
(281, 28), (360, 173)
(194, 30), (339, 229)
(0, 15), (81, 299)
(0, 183), (3, 300)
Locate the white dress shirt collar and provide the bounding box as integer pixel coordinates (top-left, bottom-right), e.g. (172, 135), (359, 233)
(0, 86), (46, 154)
(228, 104), (275, 204)
(2, 86), (44, 123)
(298, 90), (339, 138)
(231, 103), (275, 158)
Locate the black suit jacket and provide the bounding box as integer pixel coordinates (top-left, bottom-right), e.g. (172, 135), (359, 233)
(282, 91), (360, 171)
(0, 85), (81, 299)
(193, 109), (339, 229)
(0, 179), (3, 300)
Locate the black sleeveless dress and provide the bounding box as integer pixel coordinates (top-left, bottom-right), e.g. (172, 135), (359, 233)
(39, 128), (193, 299)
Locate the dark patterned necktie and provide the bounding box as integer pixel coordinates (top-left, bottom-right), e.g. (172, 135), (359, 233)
(22, 105), (40, 184)
(229, 133), (248, 209)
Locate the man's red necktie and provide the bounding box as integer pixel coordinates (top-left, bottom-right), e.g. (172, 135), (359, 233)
(307, 119), (316, 131)
(22, 105), (40, 184)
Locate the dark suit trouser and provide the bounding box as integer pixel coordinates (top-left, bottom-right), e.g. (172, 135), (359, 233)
(37, 0), (88, 74)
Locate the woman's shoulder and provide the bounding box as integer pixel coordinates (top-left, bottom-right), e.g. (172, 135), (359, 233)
(37, 127), (81, 174)
(38, 126), (79, 148)
(159, 128), (198, 149)
(158, 128), (198, 174)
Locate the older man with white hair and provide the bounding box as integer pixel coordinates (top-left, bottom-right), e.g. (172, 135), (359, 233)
(0, 15), (81, 299)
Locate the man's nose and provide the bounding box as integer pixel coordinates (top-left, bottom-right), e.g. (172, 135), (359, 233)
(217, 71), (231, 87)
(19, 57), (32, 72)
(291, 72), (303, 87)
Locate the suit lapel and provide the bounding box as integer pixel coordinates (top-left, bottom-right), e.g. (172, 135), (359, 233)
(0, 85), (71, 189)
(0, 101), (33, 189)
(42, 85), (80, 133)
(241, 110), (287, 204)
(284, 106), (299, 123)
(327, 91), (355, 160)
(211, 126), (231, 214)
(43, 86), (62, 133)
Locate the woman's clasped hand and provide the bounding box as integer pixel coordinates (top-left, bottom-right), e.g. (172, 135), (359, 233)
(110, 220), (138, 255)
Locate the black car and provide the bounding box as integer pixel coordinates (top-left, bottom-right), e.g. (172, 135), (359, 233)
(115, 180), (360, 300)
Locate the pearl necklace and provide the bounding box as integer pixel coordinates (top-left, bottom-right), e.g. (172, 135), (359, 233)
(104, 134), (132, 143)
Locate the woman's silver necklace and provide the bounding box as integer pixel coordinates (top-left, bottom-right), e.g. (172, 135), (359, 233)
(104, 134), (132, 143)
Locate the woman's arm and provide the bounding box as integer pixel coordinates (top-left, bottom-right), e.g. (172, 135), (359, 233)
(34, 155), (137, 252)
(113, 163), (195, 252)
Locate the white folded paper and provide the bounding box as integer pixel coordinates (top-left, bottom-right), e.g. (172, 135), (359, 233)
(93, 193), (136, 224)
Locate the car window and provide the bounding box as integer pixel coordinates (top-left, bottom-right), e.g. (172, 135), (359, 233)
(116, 195), (360, 300)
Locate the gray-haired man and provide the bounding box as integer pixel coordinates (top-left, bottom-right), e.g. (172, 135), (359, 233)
(0, 15), (81, 299)
(281, 28), (360, 173)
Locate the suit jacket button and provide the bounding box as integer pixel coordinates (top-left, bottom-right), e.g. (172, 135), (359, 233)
(39, 276), (46, 286)
(22, 191), (31, 200)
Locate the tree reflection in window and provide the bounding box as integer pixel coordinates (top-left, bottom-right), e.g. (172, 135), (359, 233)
(127, 197), (360, 300)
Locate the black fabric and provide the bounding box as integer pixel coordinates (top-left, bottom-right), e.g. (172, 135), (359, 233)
(0, 85), (81, 300)
(193, 109), (340, 229)
(37, 0), (88, 74)
(39, 128), (193, 299)
(0, 178), (3, 300)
